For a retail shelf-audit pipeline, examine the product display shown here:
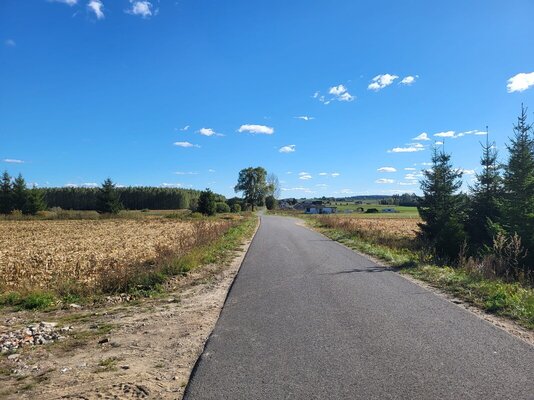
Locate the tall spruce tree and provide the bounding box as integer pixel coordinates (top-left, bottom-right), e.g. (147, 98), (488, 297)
(25, 188), (47, 215)
(96, 179), (123, 214)
(503, 104), (534, 270)
(12, 174), (28, 212)
(467, 131), (503, 251)
(418, 147), (467, 261)
(197, 188), (217, 216)
(0, 171), (13, 214)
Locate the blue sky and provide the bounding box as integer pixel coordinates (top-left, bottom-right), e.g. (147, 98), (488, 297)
(1, 0), (534, 198)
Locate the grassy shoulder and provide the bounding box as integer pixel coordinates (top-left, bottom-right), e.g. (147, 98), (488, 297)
(0, 213), (258, 312)
(308, 218), (534, 330)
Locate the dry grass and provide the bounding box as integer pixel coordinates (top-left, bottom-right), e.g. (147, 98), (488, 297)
(315, 215), (421, 250)
(0, 218), (233, 293)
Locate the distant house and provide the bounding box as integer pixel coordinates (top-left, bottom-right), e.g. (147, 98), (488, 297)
(382, 208), (398, 213)
(304, 204), (337, 214)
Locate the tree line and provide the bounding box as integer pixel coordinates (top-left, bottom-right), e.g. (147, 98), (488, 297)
(418, 105), (533, 282)
(0, 176), (222, 215)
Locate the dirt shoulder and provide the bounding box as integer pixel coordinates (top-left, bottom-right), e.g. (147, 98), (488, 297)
(0, 220), (259, 400)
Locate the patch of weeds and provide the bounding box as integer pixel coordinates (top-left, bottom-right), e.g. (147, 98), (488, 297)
(96, 357), (118, 373)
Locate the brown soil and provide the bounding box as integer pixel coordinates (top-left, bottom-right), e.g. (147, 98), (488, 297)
(0, 223), (258, 400)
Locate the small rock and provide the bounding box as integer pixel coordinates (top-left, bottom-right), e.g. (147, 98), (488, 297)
(7, 354), (20, 361)
(120, 365), (130, 370)
(98, 338), (109, 344)
(69, 303), (82, 309)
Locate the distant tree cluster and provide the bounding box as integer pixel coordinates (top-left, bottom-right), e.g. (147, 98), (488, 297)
(0, 172), (47, 215)
(418, 105), (534, 281)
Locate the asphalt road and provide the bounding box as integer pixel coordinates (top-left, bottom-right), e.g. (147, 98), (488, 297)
(184, 215), (534, 400)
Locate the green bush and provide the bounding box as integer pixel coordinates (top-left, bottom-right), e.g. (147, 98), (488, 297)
(216, 202), (231, 213)
(231, 203), (241, 213)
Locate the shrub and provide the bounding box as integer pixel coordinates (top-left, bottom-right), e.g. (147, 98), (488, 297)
(197, 189), (217, 216)
(231, 203), (241, 213)
(216, 202), (231, 213)
(365, 208), (379, 213)
(265, 195), (278, 210)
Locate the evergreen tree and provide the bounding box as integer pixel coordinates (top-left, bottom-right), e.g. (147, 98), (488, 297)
(197, 189), (216, 216)
(503, 104), (534, 270)
(467, 131), (503, 250)
(12, 174), (28, 212)
(418, 148), (467, 261)
(96, 179), (123, 214)
(0, 171), (13, 214)
(24, 188), (47, 215)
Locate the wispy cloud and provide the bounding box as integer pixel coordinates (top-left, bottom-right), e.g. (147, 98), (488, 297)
(161, 183), (183, 188)
(49, 0), (78, 5)
(368, 74), (398, 91)
(4, 39), (16, 47)
(298, 172), (312, 180)
(295, 116), (315, 121)
(279, 144), (296, 153)
(198, 127), (223, 137)
(3, 159), (24, 164)
(377, 167), (397, 173)
(458, 169), (476, 175)
(413, 132), (430, 141)
(173, 141), (200, 148)
(87, 0), (104, 19)
(126, 1), (156, 18)
(176, 125), (189, 131)
(507, 72), (534, 93)
(404, 167), (416, 171)
(208, 169), (216, 173)
(238, 124), (274, 135)
(434, 130), (457, 138)
(399, 181), (418, 186)
(457, 129), (487, 137)
(388, 146), (425, 153)
(281, 187), (315, 194)
(375, 178), (395, 184)
(400, 75), (418, 85)
(175, 171), (198, 175)
(331, 172), (340, 177)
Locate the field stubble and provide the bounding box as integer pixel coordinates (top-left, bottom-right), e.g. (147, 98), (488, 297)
(0, 218), (234, 294)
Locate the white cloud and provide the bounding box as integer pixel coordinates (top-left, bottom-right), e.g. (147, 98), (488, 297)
(127, 1), (155, 18)
(457, 129), (487, 137)
(279, 144), (296, 153)
(318, 172), (328, 176)
(327, 84), (355, 102)
(65, 183), (78, 188)
(175, 171), (198, 175)
(388, 146), (425, 153)
(404, 173), (421, 180)
(368, 74), (398, 91)
(238, 124), (274, 135)
(459, 169), (476, 175)
(298, 172), (309, 176)
(339, 189), (353, 194)
(208, 169), (216, 173)
(331, 172), (340, 177)
(377, 167), (397, 173)
(198, 127), (222, 137)
(161, 183), (183, 188)
(295, 116), (314, 121)
(507, 72), (534, 93)
(299, 174), (312, 180)
(3, 159), (24, 164)
(315, 184), (328, 188)
(399, 181), (418, 186)
(173, 141), (200, 148)
(434, 130), (457, 138)
(178, 125), (189, 131)
(281, 187), (314, 193)
(87, 0), (104, 19)
(82, 182), (98, 187)
(50, 0), (78, 5)
(5, 39), (16, 47)
(400, 75), (417, 85)
(435, 141), (444, 145)
(376, 178), (395, 184)
(404, 167), (416, 171)
(413, 132), (430, 141)
(410, 142), (425, 148)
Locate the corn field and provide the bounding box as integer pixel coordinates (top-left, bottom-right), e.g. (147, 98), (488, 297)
(0, 218), (233, 292)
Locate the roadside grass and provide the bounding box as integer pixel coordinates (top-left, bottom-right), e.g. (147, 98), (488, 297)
(310, 219), (534, 330)
(0, 213), (257, 312)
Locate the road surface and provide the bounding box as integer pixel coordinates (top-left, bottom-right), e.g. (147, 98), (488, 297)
(184, 215), (533, 399)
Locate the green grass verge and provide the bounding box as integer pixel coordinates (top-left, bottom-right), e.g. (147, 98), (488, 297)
(0, 214), (258, 311)
(311, 222), (534, 330)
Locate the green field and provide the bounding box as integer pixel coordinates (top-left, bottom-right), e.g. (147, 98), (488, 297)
(326, 202), (420, 218)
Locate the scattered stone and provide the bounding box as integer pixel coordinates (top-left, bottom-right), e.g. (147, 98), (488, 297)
(98, 338), (109, 345)
(69, 303), (82, 309)
(120, 365), (130, 370)
(0, 321), (69, 353)
(7, 354), (20, 361)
